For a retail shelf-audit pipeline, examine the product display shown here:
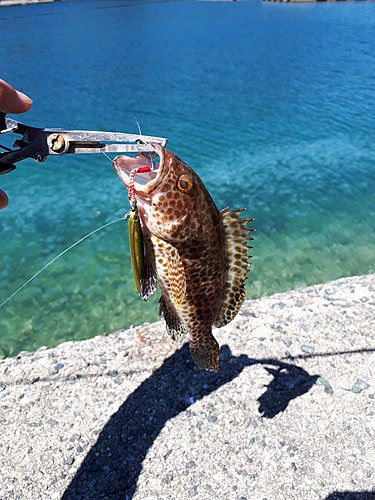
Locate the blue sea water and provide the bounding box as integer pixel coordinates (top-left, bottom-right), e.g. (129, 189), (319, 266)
(0, 0), (374, 357)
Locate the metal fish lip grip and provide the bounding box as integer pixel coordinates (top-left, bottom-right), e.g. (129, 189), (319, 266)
(0, 112), (167, 175)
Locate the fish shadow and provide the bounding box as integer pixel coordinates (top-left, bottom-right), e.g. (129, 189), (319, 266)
(62, 344), (319, 499)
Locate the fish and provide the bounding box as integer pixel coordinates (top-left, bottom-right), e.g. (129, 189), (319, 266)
(113, 145), (253, 371)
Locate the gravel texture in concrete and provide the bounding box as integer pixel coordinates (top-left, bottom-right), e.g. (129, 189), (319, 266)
(0, 274), (374, 500)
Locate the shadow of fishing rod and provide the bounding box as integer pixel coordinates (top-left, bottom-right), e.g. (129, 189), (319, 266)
(282, 347), (375, 361)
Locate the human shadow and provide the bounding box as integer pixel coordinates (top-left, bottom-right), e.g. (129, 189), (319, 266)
(325, 492), (375, 500)
(62, 344), (319, 499)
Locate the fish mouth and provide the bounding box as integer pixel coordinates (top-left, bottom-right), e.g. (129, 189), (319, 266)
(112, 144), (166, 199)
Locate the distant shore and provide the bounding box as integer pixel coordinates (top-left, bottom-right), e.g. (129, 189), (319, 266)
(0, 0), (55, 6)
(263, 0), (373, 2)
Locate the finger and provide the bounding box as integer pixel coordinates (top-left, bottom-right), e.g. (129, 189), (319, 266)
(0, 189), (9, 210)
(0, 79), (33, 114)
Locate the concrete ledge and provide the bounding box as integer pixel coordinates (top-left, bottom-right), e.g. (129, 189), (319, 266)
(1, 274), (374, 499)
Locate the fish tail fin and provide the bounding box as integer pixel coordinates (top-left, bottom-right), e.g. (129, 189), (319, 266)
(189, 330), (220, 372)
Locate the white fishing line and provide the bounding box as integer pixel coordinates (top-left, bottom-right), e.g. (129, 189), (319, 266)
(133, 117), (157, 171)
(0, 216), (127, 310)
(135, 116), (142, 137)
(102, 151), (113, 163)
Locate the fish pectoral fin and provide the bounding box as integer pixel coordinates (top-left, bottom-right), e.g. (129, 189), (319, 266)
(150, 236), (186, 309)
(159, 296), (188, 341)
(214, 207), (254, 328)
(140, 257), (158, 302)
(167, 248), (186, 309)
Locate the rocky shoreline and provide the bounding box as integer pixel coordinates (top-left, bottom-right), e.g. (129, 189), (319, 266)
(0, 273), (374, 499)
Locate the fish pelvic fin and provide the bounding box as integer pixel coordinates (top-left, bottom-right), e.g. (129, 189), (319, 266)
(214, 207), (254, 328)
(189, 330), (220, 372)
(159, 295), (188, 341)
(140, 257), (158, 301)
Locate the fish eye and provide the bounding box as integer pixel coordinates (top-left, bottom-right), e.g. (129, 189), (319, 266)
(177, 174), (193, 192)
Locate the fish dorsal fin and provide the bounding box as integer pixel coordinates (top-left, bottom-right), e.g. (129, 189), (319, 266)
(214, 207), (254, 328)
(159, 296), (188, 341)
(151, 235), (186, 309)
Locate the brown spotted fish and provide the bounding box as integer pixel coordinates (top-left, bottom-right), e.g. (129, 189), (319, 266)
(113, 145), (253, 371)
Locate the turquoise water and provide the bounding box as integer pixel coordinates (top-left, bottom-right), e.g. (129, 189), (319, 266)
(0, 0), (375, 357)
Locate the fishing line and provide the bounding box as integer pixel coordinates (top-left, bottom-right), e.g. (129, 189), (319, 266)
(135, 116), (142, 137)
(102, 151), (113, 163)
(0, 216), (128, 310)
(134, 117), (157, 170)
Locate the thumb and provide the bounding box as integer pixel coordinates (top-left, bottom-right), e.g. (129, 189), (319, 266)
(0, 79), (32, 114)
(0, 189), (9, 210)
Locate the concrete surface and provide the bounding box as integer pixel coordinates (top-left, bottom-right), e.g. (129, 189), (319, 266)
(0, 274), (374, 499)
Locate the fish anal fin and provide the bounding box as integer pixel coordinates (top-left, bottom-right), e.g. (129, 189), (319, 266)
(214, 208), (253, 328)
(159, 295), (188, 341)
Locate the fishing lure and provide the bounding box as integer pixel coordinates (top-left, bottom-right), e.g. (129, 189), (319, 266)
(128, 204), (144, 293)
(127, 165), (152, 294)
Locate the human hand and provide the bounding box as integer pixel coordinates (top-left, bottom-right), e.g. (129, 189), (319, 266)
(0, 189), (9, 209)
(0, 79), (33, 210)
(0, 79), (32, 114)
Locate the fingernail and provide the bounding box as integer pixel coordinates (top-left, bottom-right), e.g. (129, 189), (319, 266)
(16, 90), (33, 106)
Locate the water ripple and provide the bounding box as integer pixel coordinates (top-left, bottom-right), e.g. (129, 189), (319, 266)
(0, 0), (374, 356)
